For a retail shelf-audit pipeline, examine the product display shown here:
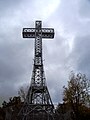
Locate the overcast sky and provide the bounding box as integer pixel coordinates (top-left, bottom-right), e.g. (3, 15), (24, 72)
(0, 0), (90, 106)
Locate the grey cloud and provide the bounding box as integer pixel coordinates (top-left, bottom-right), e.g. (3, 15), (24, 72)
(79, 0), (90, 18)
(75, 36), (90, 76)
(68, 35), (90, 78)
(0, 0), (22, 9)
(0, 25), (34, 102)
(0, 0), (22, 18)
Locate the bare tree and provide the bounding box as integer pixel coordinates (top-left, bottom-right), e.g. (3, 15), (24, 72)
(63, 72), (90, 120)
(18, 85), (29, 101)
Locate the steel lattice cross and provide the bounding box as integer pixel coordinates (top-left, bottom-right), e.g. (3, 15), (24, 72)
(18, 21), (55, 120)
(22, 21), (54, 39)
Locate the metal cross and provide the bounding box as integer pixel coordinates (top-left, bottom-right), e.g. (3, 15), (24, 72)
(22, 21), (54, 39)
(18, 21), (55, 120)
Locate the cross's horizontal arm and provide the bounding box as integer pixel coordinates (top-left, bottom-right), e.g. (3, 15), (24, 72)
(22, 28), (54, 38)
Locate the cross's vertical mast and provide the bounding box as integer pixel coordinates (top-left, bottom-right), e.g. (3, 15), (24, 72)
(34, 21), (43, 87)
(35, 21), (42, 66)
(18, 20), (55, 120)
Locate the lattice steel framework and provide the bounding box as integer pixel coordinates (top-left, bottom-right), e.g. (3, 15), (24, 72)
(18, 21), (55, 120)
